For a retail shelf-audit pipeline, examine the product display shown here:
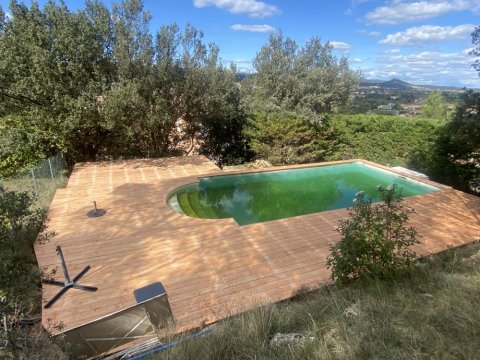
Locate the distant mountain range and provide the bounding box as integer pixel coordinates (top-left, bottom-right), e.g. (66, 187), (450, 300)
(236, 73), (470, 91)
(360, 78), (466, 92)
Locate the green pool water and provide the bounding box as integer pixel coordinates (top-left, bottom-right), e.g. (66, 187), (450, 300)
(167, 162), (438, 226)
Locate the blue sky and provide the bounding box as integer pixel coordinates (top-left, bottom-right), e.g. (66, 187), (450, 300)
(2, 0), (480, 87)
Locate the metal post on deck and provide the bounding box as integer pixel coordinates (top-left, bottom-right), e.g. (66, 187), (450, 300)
(57, 246), (72, 285)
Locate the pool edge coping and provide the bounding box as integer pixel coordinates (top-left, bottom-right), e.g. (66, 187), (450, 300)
(198, 159), (451, 191)
(164, 159), (451, 225)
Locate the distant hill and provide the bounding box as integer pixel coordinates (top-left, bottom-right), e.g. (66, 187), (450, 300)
(360, 78), (466, 92)
(239, 74), (470, 91)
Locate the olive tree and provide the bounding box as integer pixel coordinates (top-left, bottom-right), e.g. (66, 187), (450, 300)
(0, 0), (249, 171)
(248, 32), (360, 123)
(152, 24), (249, 165)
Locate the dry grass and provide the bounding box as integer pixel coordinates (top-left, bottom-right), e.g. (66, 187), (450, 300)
(156, 242), (480, 360)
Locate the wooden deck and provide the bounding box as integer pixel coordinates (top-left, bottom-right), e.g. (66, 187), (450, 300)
(34, 157), (480, 339)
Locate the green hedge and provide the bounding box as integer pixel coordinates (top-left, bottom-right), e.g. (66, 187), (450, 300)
(329, 114), (442, 173)
(244, 112), (333, 165)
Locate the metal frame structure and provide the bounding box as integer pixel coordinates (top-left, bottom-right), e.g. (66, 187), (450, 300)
(52, 282), (174, 358)
(41, 245), (97, 309)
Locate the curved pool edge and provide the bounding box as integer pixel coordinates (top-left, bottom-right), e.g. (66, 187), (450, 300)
(164, 180), (240, 226)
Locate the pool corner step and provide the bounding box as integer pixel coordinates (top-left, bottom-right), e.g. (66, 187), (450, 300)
(177, 192), (199, 217)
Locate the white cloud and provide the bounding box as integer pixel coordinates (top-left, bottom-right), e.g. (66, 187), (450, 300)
(462, 47), (476, 55)
(330, 41), (352, 50)
(360, 49), (480, 87)
(379, 24), (475, 46)
(385, 51), (474, 65)
(365, 0), (480, 25)
(358, 29), (381, 36)
(193, 0), (280, 18)
(351, 58), (364, 63)
(345, 0), (374, 15)
(230, 24), (275, 32)
(384, 48), (401, 53)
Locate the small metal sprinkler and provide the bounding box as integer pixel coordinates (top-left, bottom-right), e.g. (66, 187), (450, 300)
(87, 200), (106, 218)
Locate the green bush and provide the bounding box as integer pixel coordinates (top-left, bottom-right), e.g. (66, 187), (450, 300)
(429, 90), (480, 194)
(329, 114), (442, 172)
(244, 111), (333, 165)
(326, 185), (419, 283)
(0, 185), (64, 358)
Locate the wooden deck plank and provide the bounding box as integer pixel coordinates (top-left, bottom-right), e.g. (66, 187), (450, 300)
(34, 156), (480, 342)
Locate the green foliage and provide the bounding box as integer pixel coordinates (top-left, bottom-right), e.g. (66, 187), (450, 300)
(152, 26), (247, 164)
(0, 1), (247, 172)
(471, 25), (480, 74)
(244, 112), (332, 165)
(326, 185), (419, 283)
(0, 115), (57, 176)
(329, 114), (442, 172)
(0, 165), (66, 358)
(430, 90), (480, 194)
(198, 82), (253, 167)
(421, 91), (449, 121)
(245, 32), (360, 123)
(0, 0), (117, 162)
(0, 185), (41, 316)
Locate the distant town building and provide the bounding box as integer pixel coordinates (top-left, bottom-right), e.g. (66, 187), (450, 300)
(377, 103), (395, 111)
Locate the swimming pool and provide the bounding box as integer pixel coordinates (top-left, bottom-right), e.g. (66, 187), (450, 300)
(167, 161), (438, 225)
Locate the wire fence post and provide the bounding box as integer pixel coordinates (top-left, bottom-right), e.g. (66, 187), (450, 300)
(48, 158), (55, 181)
(31, 169), (39, 199)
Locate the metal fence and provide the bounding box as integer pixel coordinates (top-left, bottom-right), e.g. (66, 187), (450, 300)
(0, 153), (66, 205)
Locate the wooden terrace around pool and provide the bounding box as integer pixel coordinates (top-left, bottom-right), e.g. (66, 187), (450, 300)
(35, 157), (480, 339)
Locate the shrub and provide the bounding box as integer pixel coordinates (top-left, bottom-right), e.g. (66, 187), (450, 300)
(326, 185), (419, 283)
(243, 111), (333, 165)
(0, 185), (62, 358)
(328, 114), (442, 172)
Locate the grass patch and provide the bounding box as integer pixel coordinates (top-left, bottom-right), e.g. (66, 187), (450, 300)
(157, 242), (480, 359)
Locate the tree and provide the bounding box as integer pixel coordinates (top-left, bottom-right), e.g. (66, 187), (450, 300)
(0, 114), (59, 176)
(470, 25), (480, 74)
(0, 5), (5, 34)
(0, 0), (116, 162)
(431, 28), (480, 194)
(152, 24), (248, 164)
(421, 91), (449, 121)
(0, 1), (248, 172)
(326, 185), (419, 283)
(431, 90), (480, 194)
(246, 32), (360, 124)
